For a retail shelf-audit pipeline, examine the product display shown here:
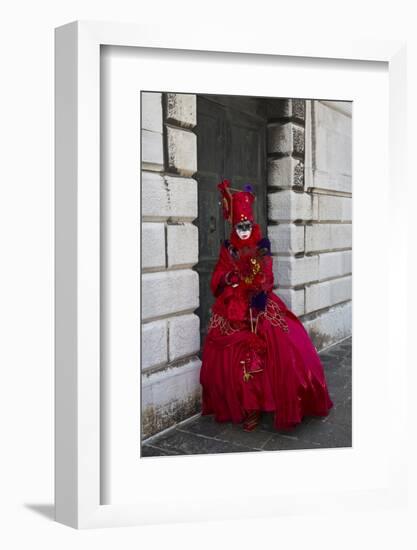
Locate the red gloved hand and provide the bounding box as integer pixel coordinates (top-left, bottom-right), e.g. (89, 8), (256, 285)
(224, 270), (240, 286)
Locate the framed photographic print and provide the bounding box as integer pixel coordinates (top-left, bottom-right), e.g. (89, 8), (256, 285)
(55, 21), (408, 528)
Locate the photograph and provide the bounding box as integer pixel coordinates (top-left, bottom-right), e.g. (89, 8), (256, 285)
(0, 0), (411, 539)
(140, 92), (352, 456)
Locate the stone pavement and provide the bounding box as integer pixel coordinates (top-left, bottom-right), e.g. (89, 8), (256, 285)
(141, 337), (352, 456)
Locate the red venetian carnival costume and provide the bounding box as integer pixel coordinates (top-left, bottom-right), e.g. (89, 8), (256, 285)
(199, 179), (333, 431)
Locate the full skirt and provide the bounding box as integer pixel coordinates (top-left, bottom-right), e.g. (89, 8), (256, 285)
(199, 293), (334, 430)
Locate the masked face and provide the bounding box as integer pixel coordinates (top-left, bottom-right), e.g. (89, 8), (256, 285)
(235, 220), (253, 240)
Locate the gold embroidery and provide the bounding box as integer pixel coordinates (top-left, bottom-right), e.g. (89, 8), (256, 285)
(258, 298), (289, 333)
(207, 312), (240, 335)
(208, 298), (289, 336)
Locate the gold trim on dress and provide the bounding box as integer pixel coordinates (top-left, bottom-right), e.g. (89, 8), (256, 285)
(258, 298), (289, 333)
(207, 297), (289, 336)
(207, 312), (241, 335)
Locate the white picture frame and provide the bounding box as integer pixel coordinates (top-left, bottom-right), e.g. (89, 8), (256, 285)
(55, 20), (407, 529)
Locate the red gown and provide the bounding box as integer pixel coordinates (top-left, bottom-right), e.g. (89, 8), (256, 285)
(199, 233), (334, 431)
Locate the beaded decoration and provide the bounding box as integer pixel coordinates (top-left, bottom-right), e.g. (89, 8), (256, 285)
(242, 257), (261, 284)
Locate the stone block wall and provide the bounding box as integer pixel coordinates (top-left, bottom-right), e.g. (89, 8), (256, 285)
(141, 92), (201, 438)
(266, 99), (352, 350)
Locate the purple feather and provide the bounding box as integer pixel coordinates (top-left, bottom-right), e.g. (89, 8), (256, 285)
(251, 291), (268, 311)
(243, 183), (254, 193)
(257, 237), (272, 255)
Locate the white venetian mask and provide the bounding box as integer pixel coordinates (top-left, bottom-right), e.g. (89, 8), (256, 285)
(235, 220), (253, 240)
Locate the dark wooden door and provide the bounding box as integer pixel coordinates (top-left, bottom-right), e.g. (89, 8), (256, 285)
(194, 94), (268, 346)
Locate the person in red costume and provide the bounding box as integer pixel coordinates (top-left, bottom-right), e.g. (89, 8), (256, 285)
(199, 179), (334, 432)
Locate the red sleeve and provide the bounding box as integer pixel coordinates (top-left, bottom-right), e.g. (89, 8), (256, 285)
(210, 245), (233, 298)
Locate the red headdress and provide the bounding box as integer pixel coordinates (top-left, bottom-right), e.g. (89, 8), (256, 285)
(217, 179), (261, 248)
(217, 179), (256, 225)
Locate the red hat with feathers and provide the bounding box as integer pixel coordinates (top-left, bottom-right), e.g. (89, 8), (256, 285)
(217, 179), (255, 226)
